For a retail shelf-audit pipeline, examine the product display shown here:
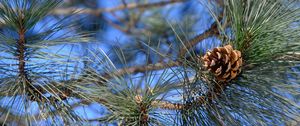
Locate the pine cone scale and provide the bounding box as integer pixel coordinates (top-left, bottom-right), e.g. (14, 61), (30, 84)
(225, 62), (231, 72)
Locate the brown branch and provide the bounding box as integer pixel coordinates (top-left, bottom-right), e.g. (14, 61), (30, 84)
(149, 77), (226, 110)
(17, 17), (27, 80)
(52, 0), (185, 15)
(277, 52), (300, 61)
(150, 85), (226, 110)
(58, 78), (224, 115)
(178, 12), (225, 58)
(102, 61), (181, 79)
(179, 22), (219, 57)
(27, 61), (181, 100)
(151, 100), (184, 110)
(103, 16), (129, 33)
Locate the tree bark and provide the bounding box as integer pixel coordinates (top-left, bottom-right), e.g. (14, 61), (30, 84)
(17, 25), (27, 81)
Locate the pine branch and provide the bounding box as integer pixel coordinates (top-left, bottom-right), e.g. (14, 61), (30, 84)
(102, 61), (181, 79)
(151, 83), (225, 110)
(178, 22), (219, 57)
(0, 0), (185, 27)
(277, 52), (300, 61)
(178, 12), (225, 58)
(52, 0), (185, 15)
(29, 61), (181, 99)
(17, 19), (27, 80)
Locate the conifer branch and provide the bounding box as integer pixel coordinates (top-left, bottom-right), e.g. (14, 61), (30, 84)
(151, 84), (225, 110)
(102, 61), (181, 79)
(178, 12), (225, 57)
(52, 0), (185, 15)
(17, 20), (27, 80)
(178, 22), (219, 57)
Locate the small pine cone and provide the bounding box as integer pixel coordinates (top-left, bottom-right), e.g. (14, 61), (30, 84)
(135, 95), (143, 104)
(202, 45), (242, 82)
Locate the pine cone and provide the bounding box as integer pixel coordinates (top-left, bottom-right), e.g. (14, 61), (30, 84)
(135, 95), (143, 104)
(202, 45), (242, 82)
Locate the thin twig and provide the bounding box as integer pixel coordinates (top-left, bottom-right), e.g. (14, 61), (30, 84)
(103, 61), (181, 79)
(52, 0), (185, 15)
(178, 22), (219, 57)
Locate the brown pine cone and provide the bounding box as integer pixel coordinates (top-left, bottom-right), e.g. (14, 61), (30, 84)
(202, 45), (242, 82)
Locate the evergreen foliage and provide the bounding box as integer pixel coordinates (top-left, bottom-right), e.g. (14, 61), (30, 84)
(0, 0), (299, 125)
